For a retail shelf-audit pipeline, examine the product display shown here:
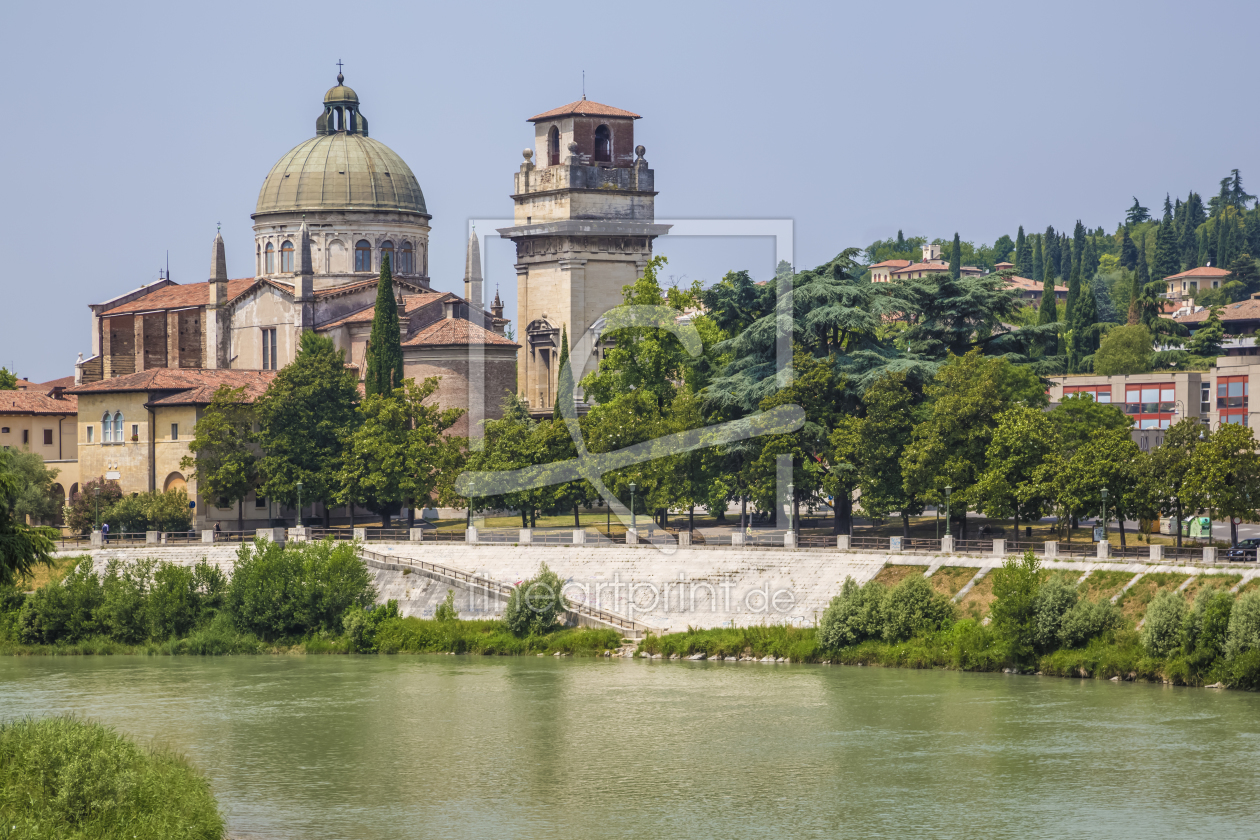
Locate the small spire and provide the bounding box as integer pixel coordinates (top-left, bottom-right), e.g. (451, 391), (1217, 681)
(210, 227), (227, 282)
(336, 59), (344, 86)
(298, 217), (313, 276)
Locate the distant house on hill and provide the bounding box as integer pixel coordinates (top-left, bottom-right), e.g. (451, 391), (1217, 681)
(1164, 265), (1231, 300)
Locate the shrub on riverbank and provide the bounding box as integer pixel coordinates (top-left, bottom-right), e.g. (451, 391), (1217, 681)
(0, 716), (223, 840)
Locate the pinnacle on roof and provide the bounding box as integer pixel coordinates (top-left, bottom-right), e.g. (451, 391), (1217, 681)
(464, 228), (482, 284)
(298, 219), (313, 275)
(210, 229), (227, 283)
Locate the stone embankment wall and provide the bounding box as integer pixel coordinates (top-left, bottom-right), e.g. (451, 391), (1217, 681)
(53, 544), (1260, 632)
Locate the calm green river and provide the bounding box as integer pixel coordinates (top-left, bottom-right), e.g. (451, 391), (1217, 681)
(1, 657), (1258, 839)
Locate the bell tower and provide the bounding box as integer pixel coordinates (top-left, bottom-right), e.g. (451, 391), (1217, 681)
(498, 99), (670, 414)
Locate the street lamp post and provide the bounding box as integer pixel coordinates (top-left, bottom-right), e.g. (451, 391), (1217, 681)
(93, 486), (100, 530)
(944, 486), (952, 538)
(1100, 488), (1109, 542)
(296, 481), (303, 528)
(629, 482), (637, 533)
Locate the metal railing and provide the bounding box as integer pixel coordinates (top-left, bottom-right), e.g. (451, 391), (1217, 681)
(746, 530), (788, 547)
(952, 539), (992, 553)
(849, 535), (886, 550)
(357, 546), (648, 636)
(309, 528), (354, 541)
(360, 527), (412, 541)
(905, 538), (942, 551)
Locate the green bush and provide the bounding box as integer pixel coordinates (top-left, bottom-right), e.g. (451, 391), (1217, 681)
(343, 599), (400, 652)
(989, 552), (1043, 662)
(146, 562), (198, 640)
(1142, 590), (1186, 658)
(817, 576), (887, 649)
(1182, 587), (1233, 664)
(434, 589), (458, 622)
(882, 574), (955, 643)
(97, 558), (154, 643)
(1226, 590), (1260, 658)
(1033, 577), (1078, 652)
(1059, 598), (1123, 648)
(17, 558), (102, 644)
(225, 538), (374, 640)
(0, 716), (223, 839)
(503, 562), (567, 637)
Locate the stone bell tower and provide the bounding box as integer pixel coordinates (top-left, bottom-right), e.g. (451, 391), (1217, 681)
(498, 99), (670, 414)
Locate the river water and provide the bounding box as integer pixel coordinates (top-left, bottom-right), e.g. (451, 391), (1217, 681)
(1, 656), (1258, 839)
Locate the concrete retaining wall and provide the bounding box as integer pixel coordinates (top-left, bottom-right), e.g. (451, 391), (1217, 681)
(53, 543), (1258, 632)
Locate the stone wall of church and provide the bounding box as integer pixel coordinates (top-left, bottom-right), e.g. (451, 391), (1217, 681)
(253, 209), (431, 292)
(227, 286), (297, 370)
(402, 346), (517, 438)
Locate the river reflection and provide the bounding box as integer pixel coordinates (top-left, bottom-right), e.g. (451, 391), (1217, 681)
(1, 656), (1258, 839)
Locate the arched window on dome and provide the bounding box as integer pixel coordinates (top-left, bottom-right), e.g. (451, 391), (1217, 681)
(399, 242), (414, 274)
(594, 125), (612, 162)
(547, 126), (560, 166)
(381, 241), (395, 273)
(280, 241), (294, 273)
(355, 240), (372, 272)
(265, 242), (275, 274)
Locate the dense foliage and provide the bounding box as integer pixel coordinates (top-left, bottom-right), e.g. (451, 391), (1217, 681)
(0, 716), (224, 840)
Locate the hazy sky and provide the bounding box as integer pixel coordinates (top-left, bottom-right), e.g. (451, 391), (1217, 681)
(3, 0), (1256, 381)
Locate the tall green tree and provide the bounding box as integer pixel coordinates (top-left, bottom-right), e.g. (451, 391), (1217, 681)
(552, 325), (572, 420)
(1120, 227), (1139, 271)
(1126, 197), (1151, 226)
(1181, 192), (1207, 268)
(901, 351), (1047, 538)
(1052, 427), (1145, 547)
(1129, 236), (1152, 325)
(256, 332), (361, 526)
(180, 385), (258, 531)
(974, 407), (1059, 532)
(1153, 197), (1181, 281)
(1014, 226), (1029, 276)
(1144, 419), (1202, 547)
(1184, 422), (1260, 545)
(1032, 234), (1044, 282)
(0, 368), (16, 390)
(949, 233), (961, 280)
(0, 448), (56, 586)
(338, 377), (465, 527)
(363, 253), (404, 397)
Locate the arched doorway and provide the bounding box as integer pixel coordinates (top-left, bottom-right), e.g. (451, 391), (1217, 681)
(164, 472), (187, 492)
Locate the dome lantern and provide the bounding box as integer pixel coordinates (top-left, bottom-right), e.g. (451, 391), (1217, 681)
(316, 71), (369, 136)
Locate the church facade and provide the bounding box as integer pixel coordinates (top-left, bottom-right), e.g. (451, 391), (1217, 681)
(75, 74), (516, 439)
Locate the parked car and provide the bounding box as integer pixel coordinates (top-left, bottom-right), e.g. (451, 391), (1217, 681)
(1225, 538), (1260, 562)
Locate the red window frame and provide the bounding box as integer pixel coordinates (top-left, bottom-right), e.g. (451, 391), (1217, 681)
(1063, 385), (1112, 404)
(1218, 375), (1249, 425)
(1124, 383), (1175, 429)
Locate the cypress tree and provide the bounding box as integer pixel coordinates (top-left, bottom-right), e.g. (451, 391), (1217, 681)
(1037, 255), (1058, 348)
(1032, 234), (1043, 282)
(1247, 205), (1260, 255)
(1061, 241), (1076, 325)
(949, 233), (961, 280)
(1120, 228), (1139, 270)
(1064, 240), (1081, 329)
(1129, 236), (1149, 326)
(895, 230), (907, 251)
(363, 253), (404, 397)
(1182, 192), (1207, 268)
(1014, 226), (1029, 275)
(1199, 226), (1212, 268)
(1216, 213), (1231, 268)
(1153, 197), (1181, 281)
(553, 325), (571, 420)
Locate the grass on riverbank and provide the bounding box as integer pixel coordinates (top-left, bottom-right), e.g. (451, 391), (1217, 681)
(0, 716), (223, 840)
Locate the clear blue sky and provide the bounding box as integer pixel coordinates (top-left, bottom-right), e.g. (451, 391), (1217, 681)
(2, 0), (1256, 381)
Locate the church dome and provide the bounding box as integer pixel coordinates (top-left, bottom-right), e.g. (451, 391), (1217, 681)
(254, 132), (428, 216)
(254, 73), (427, 217)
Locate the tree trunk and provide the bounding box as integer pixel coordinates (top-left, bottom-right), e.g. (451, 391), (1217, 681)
(839, 492), (853, 536)
(902, 511), (910, 538)
(530, 508), (537, 528)
(349, 503), (355, 528)
(714, 502), (724, 523)
(1118, 510), (1126, 549)
(323, 501), (331, 528)
(573, 503), (580, 528)
(408, 503), (415, 528)
(1231, 516), (1238, 546)
(792, 495), (799, 534)
(689, 505), (695, 532)
(741, 495), (747, 530)
(521, 508), (528, 528)
(237, 498), (243, 533)
(381, 508), (390, 527)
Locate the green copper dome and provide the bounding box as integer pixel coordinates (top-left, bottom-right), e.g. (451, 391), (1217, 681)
(254, 77), (427, 217)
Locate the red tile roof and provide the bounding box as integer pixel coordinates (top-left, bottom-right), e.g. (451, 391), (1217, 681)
(318, 291), (450, 330)
(402, 319), (518, 348)
(38, 376), (75, 390)
(528, 99), (641, 122)
(892, 261), (951, 275)
(1004, 275), (1068, 293)
(102, 279), (255, 314)
(1164, 266), (1232, 281)
(0, 390), (77, 415)
(869, 259), (912, 269)
(1176, 298), (1260, 324)
(67, 369), (277, 404)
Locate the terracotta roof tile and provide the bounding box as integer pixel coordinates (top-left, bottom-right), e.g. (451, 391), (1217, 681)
(528, 99), (641, 121)
(317, 291), (450, 330)
(37, 376), (75, 390)
(1004, 275), (1068, 293)
(0, 390), (77, 415)
(401, 319), (519, 348)
(67, 369), (277, 404)
(869, 259), (912, 269)
(1176, 298), (1260, 324)
(102, 279), (255, 314)
(1164, 266), (1232, 281)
